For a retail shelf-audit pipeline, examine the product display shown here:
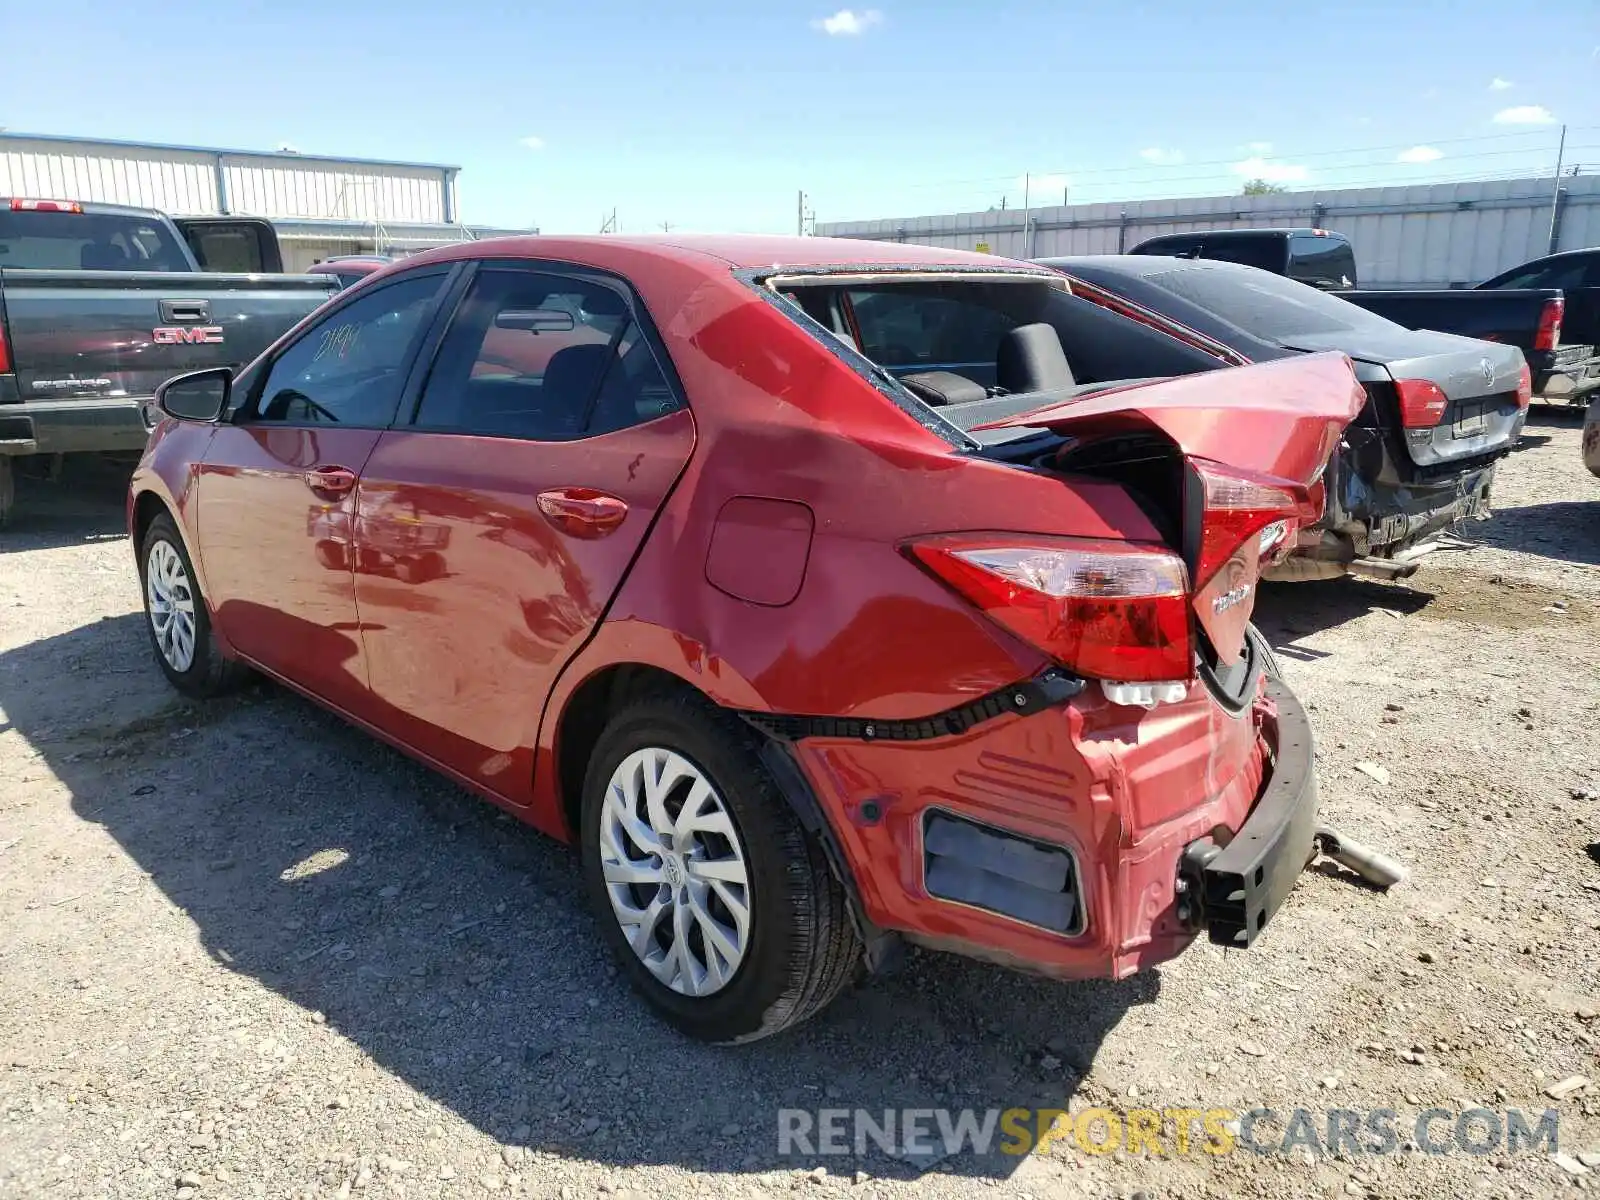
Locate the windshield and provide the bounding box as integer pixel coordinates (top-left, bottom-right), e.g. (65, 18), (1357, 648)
(0, 209), (192, 272)
(1143, 263), (1403, 340)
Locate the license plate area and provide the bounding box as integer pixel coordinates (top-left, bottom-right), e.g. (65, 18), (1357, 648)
(1452, 401), (1488, 438)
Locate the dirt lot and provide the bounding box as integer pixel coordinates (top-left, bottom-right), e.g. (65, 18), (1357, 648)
(2, 413), (1598, 1200)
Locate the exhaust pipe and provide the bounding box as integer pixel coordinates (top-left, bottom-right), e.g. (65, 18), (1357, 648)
(1348, 556), (1420, 581)
(1313, 825), (1408, 889)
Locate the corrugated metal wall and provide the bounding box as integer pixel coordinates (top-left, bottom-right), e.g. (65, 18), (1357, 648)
(0, 140), (219, 213)
(0, 136), (448, 224)
(818, 176), (1600, 287)
(222, 157), (445, 223)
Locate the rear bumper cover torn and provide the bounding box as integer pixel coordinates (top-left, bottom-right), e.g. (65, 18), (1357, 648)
(1179, 679), (1319, 946)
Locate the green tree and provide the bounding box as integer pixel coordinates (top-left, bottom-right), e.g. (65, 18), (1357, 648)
(1242, 179), (1286, 195)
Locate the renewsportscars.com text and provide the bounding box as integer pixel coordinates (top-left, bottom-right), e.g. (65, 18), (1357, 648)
(776, 1106), (1561, 1159)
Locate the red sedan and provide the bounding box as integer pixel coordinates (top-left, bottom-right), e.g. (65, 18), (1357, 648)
(129, 235), (1364, 1043)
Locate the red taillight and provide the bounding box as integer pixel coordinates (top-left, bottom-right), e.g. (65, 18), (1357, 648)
(1534, 297), (1563, 352)
(1516, 362), (1533, 409)
(1395, 378), (1450, 429)
(8, 198), (84, 213)
(0, 321), (10, 374)
(1187, 460), (1308, 663)
(1190, 462), (1303, 589)
(906, 535), (1192, 682)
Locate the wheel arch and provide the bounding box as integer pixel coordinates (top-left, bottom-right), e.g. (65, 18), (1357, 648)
(552, 661), (711, 844)
(544, 654), (892, 969)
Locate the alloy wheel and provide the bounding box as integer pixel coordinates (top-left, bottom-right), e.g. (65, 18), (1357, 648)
(145, 539), (197, 673)
(598, 747), (753, 996)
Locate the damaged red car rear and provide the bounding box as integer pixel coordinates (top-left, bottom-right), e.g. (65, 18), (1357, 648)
(128, 237), (1364, 1043)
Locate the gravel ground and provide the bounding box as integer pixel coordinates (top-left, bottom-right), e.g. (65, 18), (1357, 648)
(1, 411), (1597, 1200)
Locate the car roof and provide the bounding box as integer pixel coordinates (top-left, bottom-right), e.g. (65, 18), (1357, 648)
(1137, 228), (1328, 239)
(1044, 254), (1267, 279)
(403, 233), (1029, 274)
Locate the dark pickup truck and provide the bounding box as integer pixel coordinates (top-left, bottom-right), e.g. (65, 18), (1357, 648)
(1128, 228), (1599, 404)
(0, 199), (339, 524)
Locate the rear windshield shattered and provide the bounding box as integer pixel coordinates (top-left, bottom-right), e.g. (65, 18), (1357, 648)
(1146, 263), (1401, 340)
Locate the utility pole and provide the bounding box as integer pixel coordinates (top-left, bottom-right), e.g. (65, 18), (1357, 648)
(599, 207), (618, 234)
(1021, 173), (1033, 259)
(797, 190), (807, 235)
(1548, 124), (1567, 254)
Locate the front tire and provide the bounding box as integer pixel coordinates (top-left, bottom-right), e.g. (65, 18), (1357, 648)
(139, 511), (247, 698)
(579, 690), (861, 1043)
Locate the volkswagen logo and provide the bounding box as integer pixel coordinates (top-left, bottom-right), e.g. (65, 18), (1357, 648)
(1480, 357), (1495, 386)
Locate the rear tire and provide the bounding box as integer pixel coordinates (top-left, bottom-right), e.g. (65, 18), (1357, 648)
(139, 511), (248, 698)
(579, 689), (861, 1043)
(0, 457), (14, 529)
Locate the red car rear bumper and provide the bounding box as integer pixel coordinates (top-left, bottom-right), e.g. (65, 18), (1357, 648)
(786, 673), (1317, 980)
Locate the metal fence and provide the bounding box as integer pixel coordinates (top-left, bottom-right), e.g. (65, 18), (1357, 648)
(817, 175), (1600, 288)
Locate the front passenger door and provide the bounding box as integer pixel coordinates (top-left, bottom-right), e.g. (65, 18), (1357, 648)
(196, 270), (449, 710)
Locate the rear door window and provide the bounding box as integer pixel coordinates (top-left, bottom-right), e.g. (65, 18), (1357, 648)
(411, 267), (679, 439)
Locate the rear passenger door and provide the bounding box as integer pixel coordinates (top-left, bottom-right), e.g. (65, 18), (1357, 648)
(351, 263), (694, 804)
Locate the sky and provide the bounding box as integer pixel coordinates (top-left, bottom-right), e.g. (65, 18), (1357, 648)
(2, 0), (1596, 235)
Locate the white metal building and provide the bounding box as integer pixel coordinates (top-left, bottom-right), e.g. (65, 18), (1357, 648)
(0, 132), (530, 271)
(818, 175), (1600, 288)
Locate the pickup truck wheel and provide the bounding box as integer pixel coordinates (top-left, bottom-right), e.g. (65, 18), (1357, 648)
(0, 457), (14, 529)
(580, 691), (861, 1043)
(139, 512), (247, 698)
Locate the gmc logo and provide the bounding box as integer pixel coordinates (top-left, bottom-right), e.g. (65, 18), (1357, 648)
(152, 325), (225, 345)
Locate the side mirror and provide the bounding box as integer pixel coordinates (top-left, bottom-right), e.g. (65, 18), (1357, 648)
(155, 368), (232, 423)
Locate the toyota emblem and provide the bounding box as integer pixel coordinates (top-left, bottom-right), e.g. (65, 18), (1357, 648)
(1480, 357), (1494, 386)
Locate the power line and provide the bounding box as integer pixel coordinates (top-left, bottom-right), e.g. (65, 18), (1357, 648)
(891, 127), (1592, 194)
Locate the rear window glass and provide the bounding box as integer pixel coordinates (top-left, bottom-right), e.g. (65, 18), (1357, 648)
(1287, 235), (1357, 289)
(1145, 264), (1401, 340)
(0, 210), (192, 271)
(1184, 237), (1288, 273)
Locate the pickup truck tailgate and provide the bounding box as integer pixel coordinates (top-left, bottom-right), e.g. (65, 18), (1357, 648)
(0, 269), (336, 405)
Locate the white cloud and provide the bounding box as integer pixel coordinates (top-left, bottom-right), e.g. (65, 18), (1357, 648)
(519, 136), (546, 150)
(1245, 141), (1273, 155)
(1231, 156), (1309, 184)
(1397, 145), (1444, 163)
(1490, 77), (1513, 90)
(812, 8), (882, 35)
(1493, 104), (1555, 125)
(1139, 147), (1185, 165)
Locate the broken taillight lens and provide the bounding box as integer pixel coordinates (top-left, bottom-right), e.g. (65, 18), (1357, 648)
(1394, 378), (1450, 429)
(1189, 462), (1304, 590)
(1515, 362), (1533, 410)
(1186, 459), (1310, 663)
(906, 535), (1192, 682)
